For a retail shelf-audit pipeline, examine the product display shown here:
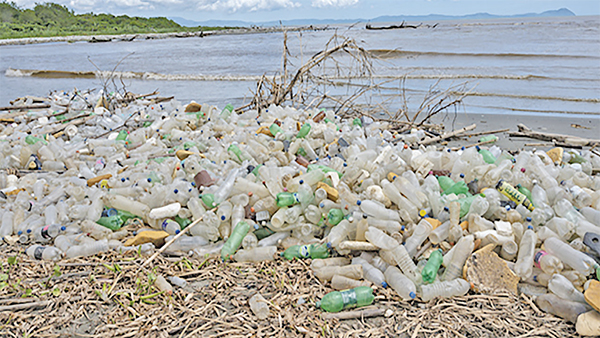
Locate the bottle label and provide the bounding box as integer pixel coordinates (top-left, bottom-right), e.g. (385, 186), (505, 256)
(299, 245), (311, 258)
(339, 289), (358, 310)
(496, 180), (535, 211)
(161, 220), (168, 230)
(534, 250), (548, 269)
(41, 225), (52, 239)
(34, 246), (45, 260)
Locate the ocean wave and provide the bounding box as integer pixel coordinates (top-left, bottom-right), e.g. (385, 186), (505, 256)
(368, 49), (598, 59)
(5, 68), (263, 81)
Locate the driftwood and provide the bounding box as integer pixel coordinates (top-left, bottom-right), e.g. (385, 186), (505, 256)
(419, 124), (476, 145)
(0, 300), (52, 312)
(509, 124), (600, 147)
(0, 104), (50, 111)
(366, 21), (420, 30)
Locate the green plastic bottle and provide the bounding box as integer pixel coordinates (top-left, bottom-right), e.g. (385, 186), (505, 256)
(276, 192), (299, 208)
(297, 123), (311, 139)
(443, 181), (469, 196)
(437, 176), (455, 192)
(327, 208), (345, 226)
(219, 103), (234, 120)
(422, 249), (443, 284)
(479, 135), (498, 143)
(456, 194), (484, 218)
(221, 221), (251, 261)
(96, 209), (136, 231)
(307, 164), (342, 179)
(25, 135), (47, 145)
(227, 144), (243, 162)
(201, 193), (218, 208)
(116, 129), (128, 141)
(269, 123), (284, 137)
(516, 184), (533, 205)
(478, 148), (497, 164)
(317, 286), (374, 312)
(282, 243), (329, 260)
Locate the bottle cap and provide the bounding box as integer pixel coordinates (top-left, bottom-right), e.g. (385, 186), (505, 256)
(381, 282), (388, 288)
(356, 200), (362, 205)
(221, 215), (226, 221)
(419, 210), (428, 218)
(409, 291), (416, 299)
(60, 226), (66, 231)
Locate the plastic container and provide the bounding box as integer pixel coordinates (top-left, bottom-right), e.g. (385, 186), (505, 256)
(514, 229), (537, 279)
(421, 279), (471, 301)
(422, 249), (443, 283)
(317, 286), (374, 312)
(331, 275), (371, 290)
(352, 257), (387, 288)
(548, 273), (587, 304)
(384, 266), (416, 300)
(25, 244), (63, 261)
(234, 246), (277, 262)
(221, 221), (251, 261)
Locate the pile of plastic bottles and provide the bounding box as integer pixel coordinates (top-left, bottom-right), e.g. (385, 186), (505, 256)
(1, 91), (600, 334)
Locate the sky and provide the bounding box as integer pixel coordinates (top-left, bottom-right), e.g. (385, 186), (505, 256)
(10, 0), (600, 22)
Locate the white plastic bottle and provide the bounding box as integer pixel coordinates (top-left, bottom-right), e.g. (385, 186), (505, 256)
(548, 273), (587, 304)
(534, 250), (564, 275)
(514, 229), (537, 279)
(544, 237), (596, 276)
(365, 227), (420, 284)
(234, 246), (277, 263)
(65, 240), (109, 258)
(384, 266), (416, 300)
(26, 244), (63, 261)
(421, 278), (471, 301)
(442, 235), (474, 281)
(404, 218), (433, 258)
(352, 257), (388, 288)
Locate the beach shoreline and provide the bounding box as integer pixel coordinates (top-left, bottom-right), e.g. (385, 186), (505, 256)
(0, 25), (328, 46)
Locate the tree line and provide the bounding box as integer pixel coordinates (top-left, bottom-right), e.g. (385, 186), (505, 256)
(0, 2), (225, 39)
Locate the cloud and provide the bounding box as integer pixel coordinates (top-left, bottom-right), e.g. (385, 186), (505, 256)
(197, 0), (301, 12)
(311, 0), (358, 8)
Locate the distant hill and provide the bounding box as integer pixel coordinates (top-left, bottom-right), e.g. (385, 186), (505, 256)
(170, 8), (575, 28)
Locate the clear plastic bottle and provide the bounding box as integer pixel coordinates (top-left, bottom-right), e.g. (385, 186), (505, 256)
(404, 218), (433, 258)
(514, 229), (537, 280)
(536, 293), (590, 323)
(31, 224), (66, 243)
(365, 227), (420, 283)
(544, 237), (597, 276)
(352, 257), (387, 288)
(331, 275), (371, 290)
(65, 239), (109, 258)
(234, 246), (277, 262)
(442, 235), (474, 281)
(421, 278), (471, 301)
(534, 249), (564, 275)
(548, 273), (587, 304)
(161, 219), (181, 235)
(26, 244), (63, 261)
(384, 266), (416, 300)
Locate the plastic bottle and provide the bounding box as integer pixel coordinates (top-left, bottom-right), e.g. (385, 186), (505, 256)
(404, 218), (433, 258)
(384, 266), (416, 300)
(544, 237), (597, 276)
(422, 249), (443, 283)
(534, 250), (564, 275)
(282, 243), (329, 260)
(221, 221), (251, 261)
(25, 244), (63, 261)
(352, 257), (387, 288)
(249, 293), (270, 319)
(234, 246), (277, 263)
(514, 229), (537, 279)
(65, 240), (109, 258)
(331, 275), (371, 290)
(536, 293), (590, 323)
(548, 273), (587, 304)
(442, 235), (474, 281)
(31, 224), (66, 243)
(364, 227), (420, 283)
(421, 279), (471, 301)
(161, 219), (181, 235)
(317, 286), (374, 313)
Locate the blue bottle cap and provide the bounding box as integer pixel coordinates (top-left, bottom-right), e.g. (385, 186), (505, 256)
(447, 149), (451, 152)
(326, 242), (332, 249)
(253, 223), (259, 230)
(356, 200), (362, 205)
(174, 189), (179, 194)
(121, 178), (126, 182)
(461, 146), (465, 150)
(221, 215), (226, 221)
(17, 231), (22, 235)
(381, 281), (388, 288)
(526, 217), (532, 222)
(319, 203), (325, 208)
(60, 226), (66, 231)
(527, 225), (534, 230)
(444, 206), (449, 212)
(409, 291), (416, 299)
(476, 146), (481, 151)
(27, 229), (31, 233)
(459, 173), (465, 178)
(505, 205), (511, 211)
(175, 230), (180, 234)
(147, 178), (152, 182)
(299, 180), (304, 184)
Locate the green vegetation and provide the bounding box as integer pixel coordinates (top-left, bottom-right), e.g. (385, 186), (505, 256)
(0, 1), (230, 39)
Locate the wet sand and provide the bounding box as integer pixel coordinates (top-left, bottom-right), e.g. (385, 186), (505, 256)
(430, 112), (600, 150)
